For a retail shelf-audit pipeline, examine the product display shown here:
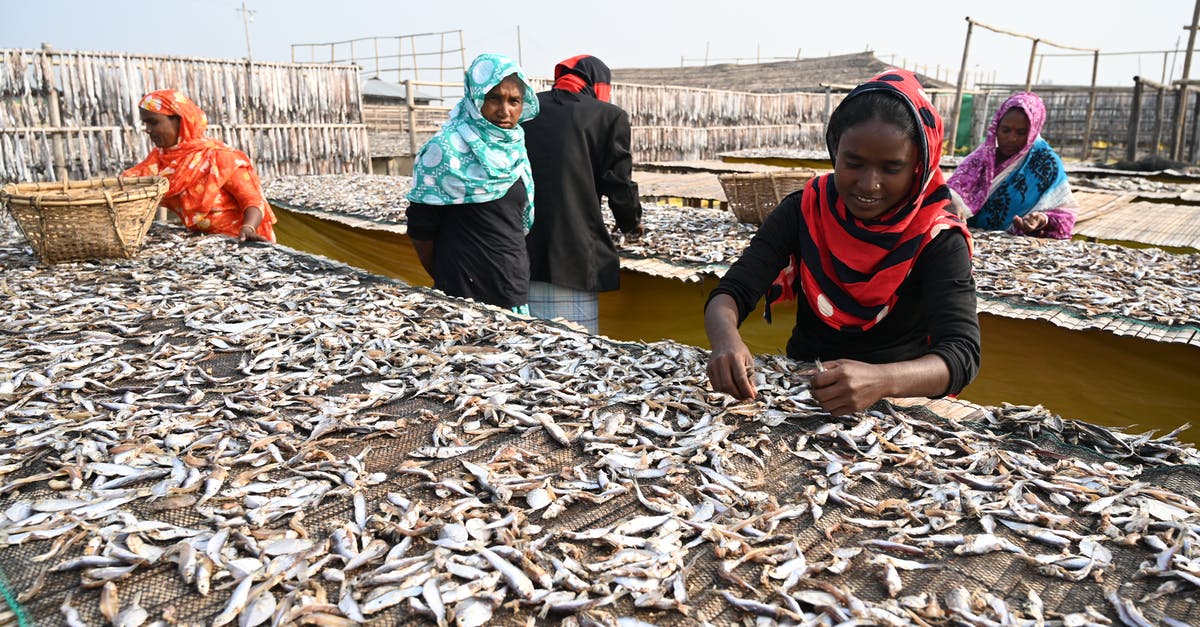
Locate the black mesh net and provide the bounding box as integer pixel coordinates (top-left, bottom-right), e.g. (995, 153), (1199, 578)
(1, 225), (1198, 627)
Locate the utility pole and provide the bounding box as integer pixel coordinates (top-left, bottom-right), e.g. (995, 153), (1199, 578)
(516, 26), (523, 66)
(236, 1), (257, 145)
(238, 1), (255, 63)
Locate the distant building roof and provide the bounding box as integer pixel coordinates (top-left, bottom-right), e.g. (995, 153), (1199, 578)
(361, 77), (440, 102)
(612, 52), (954, 93)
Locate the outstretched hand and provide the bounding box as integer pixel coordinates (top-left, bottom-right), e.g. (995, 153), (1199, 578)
(706, 337), (757, 401)
(238, 225), (269, 242)
(809, 359), (891, 416)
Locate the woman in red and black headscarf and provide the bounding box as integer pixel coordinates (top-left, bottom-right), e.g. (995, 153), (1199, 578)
(705, 70), (980, 416)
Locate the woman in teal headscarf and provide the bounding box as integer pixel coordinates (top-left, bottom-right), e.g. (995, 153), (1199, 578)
(406, 53), (539, 312)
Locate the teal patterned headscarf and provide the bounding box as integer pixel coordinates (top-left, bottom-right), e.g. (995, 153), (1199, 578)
(407, 54), (539, 231)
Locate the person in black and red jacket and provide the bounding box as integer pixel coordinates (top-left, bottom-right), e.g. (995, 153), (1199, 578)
(522, 55), (644, 334)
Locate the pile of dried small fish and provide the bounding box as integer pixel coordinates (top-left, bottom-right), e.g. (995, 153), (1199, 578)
(266, 175), (412, 222)
(366, 132), (429, 159)
(1, 221), (1198, 626)
(970, 231), (1200, 325)
(264, 173), (756, 267)
(611, 203), (757, 266)
(263, 174), (1200, 336)
(1073, 176), (1200, 195)
(983, 403), (1198, 466)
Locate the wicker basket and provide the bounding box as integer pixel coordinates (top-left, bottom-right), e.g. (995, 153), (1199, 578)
(718, 170), (819, 225)
(0, 176), (168, 264)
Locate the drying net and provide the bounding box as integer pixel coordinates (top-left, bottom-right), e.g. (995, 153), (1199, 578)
(0, 224), (1197, 627)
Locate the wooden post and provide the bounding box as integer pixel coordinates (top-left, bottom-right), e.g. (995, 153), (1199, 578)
(459, 30), (467, 81)
(1082, 50), (1100, 160)
(948, 18), (974, 156)
(1126, 77), (1144, 162)
(1153, 84), (1167, 157)
(1190, 90), (1200, 161)
(824, 85), (832, 124)
(439, 32), (446, 86)
(972, 90), (992, 147)
(1172, 0), (1200, 160)
(405, 79), (418, 157)
(411, 39), (420, 81)
(1024, 39), (1039, 91)
(39, 44), (68, 182)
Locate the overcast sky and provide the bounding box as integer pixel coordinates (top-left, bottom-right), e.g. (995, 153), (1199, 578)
(4, 0), (1197, 88)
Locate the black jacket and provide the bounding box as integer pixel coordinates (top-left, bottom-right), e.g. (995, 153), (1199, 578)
(522, 90), (642, 292)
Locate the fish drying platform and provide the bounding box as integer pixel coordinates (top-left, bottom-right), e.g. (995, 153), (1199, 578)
(264, 174), (1200, 348)
(2, 211), (1200, 627)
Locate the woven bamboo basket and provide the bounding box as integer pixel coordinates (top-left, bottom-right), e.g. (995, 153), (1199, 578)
(718, 170), (819, 225)
(0, 176), (168, 264)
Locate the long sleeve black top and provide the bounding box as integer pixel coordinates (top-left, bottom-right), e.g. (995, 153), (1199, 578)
(522, 90), (642, 292)
(709, 193), (981, 397)
(405, 180), (530, 309)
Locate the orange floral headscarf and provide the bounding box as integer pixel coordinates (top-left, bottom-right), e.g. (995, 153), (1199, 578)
(123, 89), (275, 241)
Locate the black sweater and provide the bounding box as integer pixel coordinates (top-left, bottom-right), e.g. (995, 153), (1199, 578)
(522, 90), (642, 292)
(406, 180), (530, 309)
(708, 193), (981, 396)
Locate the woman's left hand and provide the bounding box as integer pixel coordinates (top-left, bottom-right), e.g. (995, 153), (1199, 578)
(810, 359), (892, 416)
(239, 225), (268, 242)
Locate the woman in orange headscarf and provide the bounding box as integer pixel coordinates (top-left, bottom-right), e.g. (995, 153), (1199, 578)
(123, 89), (275, 242)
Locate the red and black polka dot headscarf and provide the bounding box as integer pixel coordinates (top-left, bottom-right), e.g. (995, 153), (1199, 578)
(789, 69), (971, 332)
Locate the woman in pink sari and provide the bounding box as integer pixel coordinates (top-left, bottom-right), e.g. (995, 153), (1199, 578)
(948, 92), (1078, 239)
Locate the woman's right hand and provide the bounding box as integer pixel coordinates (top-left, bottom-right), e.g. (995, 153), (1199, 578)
(707, 337), (757, 400)
(239, 224), (268, 242)
(705, 293), (757, 399)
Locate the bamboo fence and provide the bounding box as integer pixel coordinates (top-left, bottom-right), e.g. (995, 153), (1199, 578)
(531, 79), (959, 161)
(0, 47), (369, 183)
(365, 72), (1155, 163)
(968, 84), (1187, 162)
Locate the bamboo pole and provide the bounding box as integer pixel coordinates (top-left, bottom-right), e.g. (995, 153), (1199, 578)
(1190, 89), (1200, 161)
(1126, 77), (1144, 162)
(40, 44), (68, 181)
(1154, 84), (1167, 156)
(1025, 39), (1039, 91)
(969, 18), (1095, 52)
(949, 18), (974, 156)
(405, 79), (418, 156)
(1082, 50), (1099, 160)
(1172, 0), (1200, 160)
